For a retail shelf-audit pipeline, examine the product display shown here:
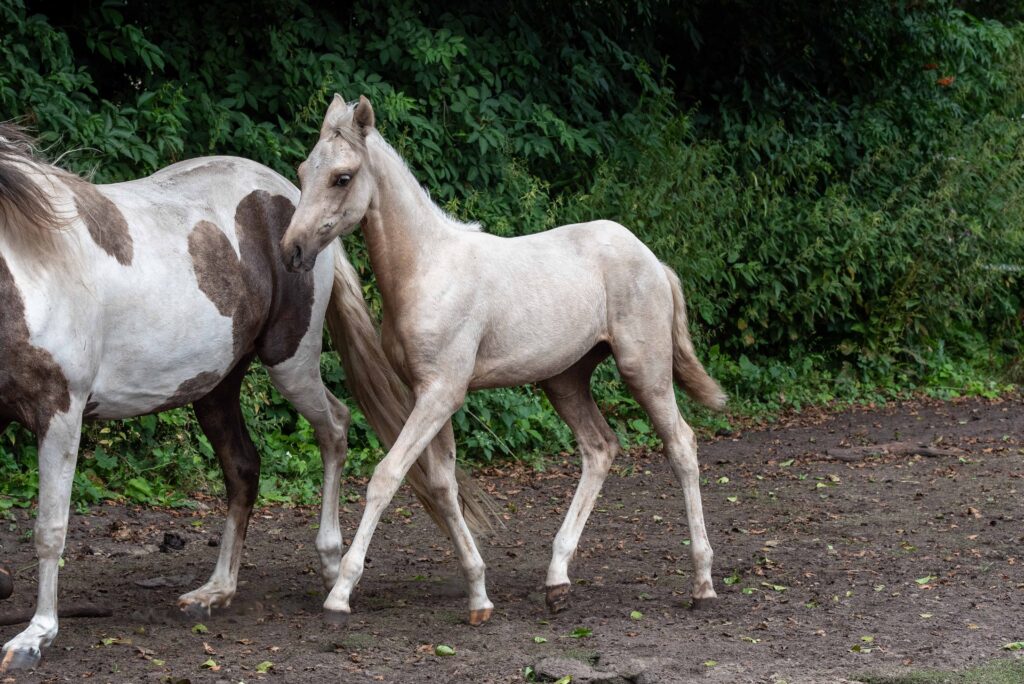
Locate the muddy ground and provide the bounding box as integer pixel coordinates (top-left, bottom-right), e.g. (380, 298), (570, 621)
(1, 396), (1023, 683)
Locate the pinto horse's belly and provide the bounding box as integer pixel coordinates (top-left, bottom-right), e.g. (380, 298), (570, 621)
(85, 306), (236, 419)
(80, 232), (245, 420)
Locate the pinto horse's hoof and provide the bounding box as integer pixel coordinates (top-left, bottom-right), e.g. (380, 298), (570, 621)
(0, 646), (41, 672)
(467, 607), (493, 626)
(545, 584), (571, 613)
(323, 608), (350, 627)
(0, 566), (12, 600)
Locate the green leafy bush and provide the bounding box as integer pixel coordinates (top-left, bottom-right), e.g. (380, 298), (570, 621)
(1, 0), (1021, 508)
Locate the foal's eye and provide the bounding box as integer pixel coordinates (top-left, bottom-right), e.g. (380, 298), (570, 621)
(335, 174), (352, 187)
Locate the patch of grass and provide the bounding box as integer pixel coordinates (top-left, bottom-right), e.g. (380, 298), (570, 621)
(857, 657), (1024, 684)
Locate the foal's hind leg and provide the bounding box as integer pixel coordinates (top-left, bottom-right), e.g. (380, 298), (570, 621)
(178, 357), (261, 616)
(2, 403), (83, 672)
(264, 350), (350, 589)
(539, 350), (619, 612)
(617, 354), (716, 606)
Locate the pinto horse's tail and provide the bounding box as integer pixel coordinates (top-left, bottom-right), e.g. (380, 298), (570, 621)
(663, 264), (728, 411)
(323, 242), (497, 535)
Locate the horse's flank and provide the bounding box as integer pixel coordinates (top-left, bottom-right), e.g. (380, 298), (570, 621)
(0, 124), (72, 261)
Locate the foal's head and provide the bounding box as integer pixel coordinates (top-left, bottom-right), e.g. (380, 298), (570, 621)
(281, 94), (376, 272)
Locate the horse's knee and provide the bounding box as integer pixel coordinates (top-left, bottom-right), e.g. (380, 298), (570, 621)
(316, 533), (343, 576)
(316, 398), (351, 464)
(33, 523), (66, 558)
(366, 464), (402, 508)
(327, 395), (351, 431)
(224, 462), (260, 509)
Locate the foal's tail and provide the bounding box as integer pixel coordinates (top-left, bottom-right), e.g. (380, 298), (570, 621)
(324, 242), (497, 535)
(663, 264), (727, 410)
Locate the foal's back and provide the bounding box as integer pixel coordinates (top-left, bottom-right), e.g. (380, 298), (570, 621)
(438, 220), (672, 388)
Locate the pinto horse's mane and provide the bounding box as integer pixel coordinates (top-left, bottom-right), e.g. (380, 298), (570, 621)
(0, 123), (71, 258)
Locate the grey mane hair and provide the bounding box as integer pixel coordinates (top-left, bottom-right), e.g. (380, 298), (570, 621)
(365, 128), (482, 233)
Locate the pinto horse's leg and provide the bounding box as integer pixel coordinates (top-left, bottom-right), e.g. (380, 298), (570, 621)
(178, 356), (259, 616)
(324, 384), (463, 620)
(539, 349), (618, 613)
(417, 422), (492, 624)
(264, 357), (350, 589)
(1, 405), (83, 672)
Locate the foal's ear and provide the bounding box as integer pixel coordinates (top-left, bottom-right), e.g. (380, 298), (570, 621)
(321, 94), (349, 136)
(326, 93), (348, 118)
(354, 95), (375, 135)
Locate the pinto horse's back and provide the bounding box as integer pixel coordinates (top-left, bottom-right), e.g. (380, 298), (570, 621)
(81, 157), (321, 419)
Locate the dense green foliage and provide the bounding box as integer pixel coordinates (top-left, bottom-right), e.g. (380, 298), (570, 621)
(1, 0), (1022, 507)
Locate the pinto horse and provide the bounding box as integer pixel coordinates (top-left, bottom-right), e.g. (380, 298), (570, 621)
(0, 125), (490, 671)
(280, 96), (727, 623)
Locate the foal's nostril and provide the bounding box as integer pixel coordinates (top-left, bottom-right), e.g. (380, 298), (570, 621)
(290, 244), (303, 269)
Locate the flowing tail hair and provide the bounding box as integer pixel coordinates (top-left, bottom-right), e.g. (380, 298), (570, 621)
(324, 242), (498, 534)
(663, 264), (727, 410)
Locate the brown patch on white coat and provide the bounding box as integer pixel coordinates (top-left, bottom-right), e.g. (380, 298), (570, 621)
(66, 178), (133, 266)
(188, 190), (315, 366)
(0, 254), (70, 437)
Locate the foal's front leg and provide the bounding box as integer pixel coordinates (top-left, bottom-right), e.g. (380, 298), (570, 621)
(1, 405), (83, 672)
(323, 384), (464, 621)
(418, 422), (493, 624)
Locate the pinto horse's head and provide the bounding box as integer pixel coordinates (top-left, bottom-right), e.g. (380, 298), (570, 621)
(281, 94), (377, 272)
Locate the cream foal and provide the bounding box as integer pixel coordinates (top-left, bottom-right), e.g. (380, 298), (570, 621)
(281, 95), (727, 623)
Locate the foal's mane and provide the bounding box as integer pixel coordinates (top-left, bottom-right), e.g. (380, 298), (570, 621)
(367, 130), (481, 233)
(326, 101), (481, 233)
(0, 123), (71, 258)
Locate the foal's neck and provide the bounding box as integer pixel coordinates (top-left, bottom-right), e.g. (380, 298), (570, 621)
(361, 138), (456, 310)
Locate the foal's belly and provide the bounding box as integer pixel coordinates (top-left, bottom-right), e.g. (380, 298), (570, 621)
(469, 338), (605, 389)
(470, 308), (607, 389)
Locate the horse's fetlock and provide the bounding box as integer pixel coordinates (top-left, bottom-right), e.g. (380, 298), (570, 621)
(464, 560), (487, 584)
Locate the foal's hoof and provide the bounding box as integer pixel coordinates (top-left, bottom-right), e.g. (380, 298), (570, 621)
(690, 596), (716, 610)
(545, 584), (571, 613)
(0, 565), (12, 600)
(179, 601), (213, 621)
(323, 608), (350, 627)
(467, 607), (493, 626)
(0, 646), (41, 672)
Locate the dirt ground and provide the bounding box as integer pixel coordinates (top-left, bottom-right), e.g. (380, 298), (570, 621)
(1, 395), (1023, 683)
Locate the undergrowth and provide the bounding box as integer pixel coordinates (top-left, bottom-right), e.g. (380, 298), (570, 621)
(0, 0), (1022, 509)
